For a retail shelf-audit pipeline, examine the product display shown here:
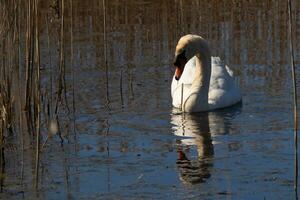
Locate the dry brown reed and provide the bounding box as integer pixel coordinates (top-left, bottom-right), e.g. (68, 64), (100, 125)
(0, 0), (75, 190)
(33, 0), (41, 189)
(0, 0), (21, 189)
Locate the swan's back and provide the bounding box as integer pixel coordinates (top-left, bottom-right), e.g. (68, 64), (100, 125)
(208, 57), (242, 110)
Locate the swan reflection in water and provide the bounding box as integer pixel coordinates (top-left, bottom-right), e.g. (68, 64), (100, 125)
(171, 104), (242, 185)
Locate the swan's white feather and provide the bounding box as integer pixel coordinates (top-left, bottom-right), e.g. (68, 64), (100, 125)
(171, 57), (242, 111)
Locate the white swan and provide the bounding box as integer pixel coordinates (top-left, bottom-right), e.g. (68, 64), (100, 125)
(171, 34), (242, 112)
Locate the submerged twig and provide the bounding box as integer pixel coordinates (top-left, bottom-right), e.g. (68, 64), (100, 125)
(180, 83), (184, 111)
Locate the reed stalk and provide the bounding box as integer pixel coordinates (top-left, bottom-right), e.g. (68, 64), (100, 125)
(0, 18), (4, 192)
(70, 0), (77, 140)
(287, 0), (298, 193)
(129, 70), (134, 99)
(33, 0), (41, 189)
(25, 0), (35, 136)
(120, 69), (124, 107)
(179, 0), (184, 35)
(24, 0), (31, 112)
(45, 14), (53, 119)
(55, 0), (70, 116)
(55, 0), (64, 115)
(180, 83), (184, 111)
(102, 0), (110, 108)
(17, 0), (25, 186)
(0, 125), (4, 192)
(0, 87), (4, 192)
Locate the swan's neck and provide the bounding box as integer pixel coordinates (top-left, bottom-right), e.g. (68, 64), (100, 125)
(192, 53), (211, 94)
(183, 51), (211, 112)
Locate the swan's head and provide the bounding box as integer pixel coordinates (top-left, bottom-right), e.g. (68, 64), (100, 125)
(173, 34), (208, 80)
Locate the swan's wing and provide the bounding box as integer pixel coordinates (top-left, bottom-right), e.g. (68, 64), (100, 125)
(209, 57), (234, 91)
(208, 57), (242, 109)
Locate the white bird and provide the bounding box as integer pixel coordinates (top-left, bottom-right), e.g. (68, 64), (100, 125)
(171, 34), (242, 112)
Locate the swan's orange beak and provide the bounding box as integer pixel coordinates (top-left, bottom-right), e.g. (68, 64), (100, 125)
(175, 66), (184, 81)
(174, 59), (187, 80)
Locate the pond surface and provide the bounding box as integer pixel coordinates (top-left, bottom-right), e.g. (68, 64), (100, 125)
(1, 0), (300, 199)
